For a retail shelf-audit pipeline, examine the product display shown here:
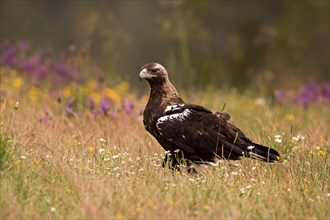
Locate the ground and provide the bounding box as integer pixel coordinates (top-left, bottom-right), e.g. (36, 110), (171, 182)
(0, 73), (329, 219)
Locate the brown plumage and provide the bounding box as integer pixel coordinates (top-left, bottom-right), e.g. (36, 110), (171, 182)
(139, 62), (280, 168)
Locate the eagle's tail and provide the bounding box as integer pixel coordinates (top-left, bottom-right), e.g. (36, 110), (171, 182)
(247, 143), (280, 162)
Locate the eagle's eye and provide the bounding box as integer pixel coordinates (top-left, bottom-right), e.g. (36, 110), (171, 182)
(150, 68), (159, 73)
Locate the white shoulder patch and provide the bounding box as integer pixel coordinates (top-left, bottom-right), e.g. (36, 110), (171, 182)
(156, 109), (191, 131)
(164, 104), (185, 113)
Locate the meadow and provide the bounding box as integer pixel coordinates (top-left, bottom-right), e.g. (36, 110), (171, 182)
(0, 41), (329, 219)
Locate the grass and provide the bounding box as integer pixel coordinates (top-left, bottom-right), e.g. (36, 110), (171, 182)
(0, 87), (329, 219)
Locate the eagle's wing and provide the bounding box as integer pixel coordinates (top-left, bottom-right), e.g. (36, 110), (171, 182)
(156, 104), (251, 160)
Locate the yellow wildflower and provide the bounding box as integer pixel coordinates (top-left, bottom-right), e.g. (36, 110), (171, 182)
(202, 204), (209, 211)
(62, 87), (71, 98)
(34, 159), (40, 165)
(29, 87), (39, 102)
(87, 80), (96, 92)
(87, 146), (95, 153)
(318, 150), (327, 156)
(115, 81), (130, 94)
(287, 114), (295, 121)
(106, 88), (120, 103)
(90, 92), (101, 103)
(13, 77), (23, 89)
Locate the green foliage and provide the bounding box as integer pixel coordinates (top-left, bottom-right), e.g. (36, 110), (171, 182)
(0, 135), (11, 171)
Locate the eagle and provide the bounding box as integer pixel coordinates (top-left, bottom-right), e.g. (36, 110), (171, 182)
(139, 62), (280, 168)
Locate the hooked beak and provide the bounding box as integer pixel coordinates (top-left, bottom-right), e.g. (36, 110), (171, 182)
(139, 68), (147, 82)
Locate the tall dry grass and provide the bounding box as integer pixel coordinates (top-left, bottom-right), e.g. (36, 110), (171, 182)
(0, 91), (329, 219)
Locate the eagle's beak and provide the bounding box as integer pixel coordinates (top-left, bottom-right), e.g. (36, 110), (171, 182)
(139, 69), (147, 82)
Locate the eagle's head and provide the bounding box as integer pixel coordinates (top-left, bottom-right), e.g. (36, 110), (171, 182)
(139, 63), (168, 83)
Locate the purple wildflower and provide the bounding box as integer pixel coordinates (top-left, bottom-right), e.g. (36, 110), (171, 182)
(320, 82), (330, 100)
(92, 109), (100, 118)
(18, 60), (30, 73)
(122, 100), (134, 114)
(40, 108), (52, 124)
(66, 97), (75, 115)
(36, 65), (49, 77)
(2, 47), (16, 68)
(100, 98), (110, 115)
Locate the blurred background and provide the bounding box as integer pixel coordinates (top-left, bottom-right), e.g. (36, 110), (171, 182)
(1, 0), (329, 93)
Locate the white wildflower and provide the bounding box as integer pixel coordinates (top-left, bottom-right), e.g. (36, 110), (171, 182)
(275, 138), (282, 143)
(274, 134), (281, 139)
(103, 156), (111, 161)
(247, 145), (255, 150)
(14, 101), (19, 110)
(112, 155), (119, 159)
(20, 155), (26, 160)
(99, 138), (106, 142)
(255, 97), (265, 106)
(99, 148), (105, 154)
(113, 167), (121, 171)
(292, 136), (300, 142)
(50, 207), (56, 212)
(292, 135), (305, 142)
(231, 171), (238, 176)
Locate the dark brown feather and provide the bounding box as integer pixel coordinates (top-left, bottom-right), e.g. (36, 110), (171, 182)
(140, 63), (280, 166)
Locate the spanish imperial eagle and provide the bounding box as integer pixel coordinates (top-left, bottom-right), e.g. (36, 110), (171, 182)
(139, 62), (280, 168)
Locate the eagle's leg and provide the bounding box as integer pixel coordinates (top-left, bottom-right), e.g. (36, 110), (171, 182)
(162, 151), (180, 169)
(162, 150), (197, 173)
